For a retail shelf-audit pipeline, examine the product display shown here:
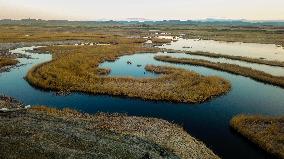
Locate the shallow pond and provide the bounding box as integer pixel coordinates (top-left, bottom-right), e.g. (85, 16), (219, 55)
(0, 46), (284, 159)
(160, 38), (284, 61)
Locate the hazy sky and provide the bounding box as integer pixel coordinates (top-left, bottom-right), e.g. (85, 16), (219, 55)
(1, 0), (284, 20)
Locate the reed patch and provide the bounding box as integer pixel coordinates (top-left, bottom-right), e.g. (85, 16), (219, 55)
(0, 57), (18, 69)
(230, 115), (284, 159)
(26, 42), (230, 103)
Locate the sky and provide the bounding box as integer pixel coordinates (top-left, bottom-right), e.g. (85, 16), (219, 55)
(0, 0), (284, 21)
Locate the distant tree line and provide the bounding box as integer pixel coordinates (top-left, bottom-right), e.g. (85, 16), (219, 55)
(0, 19), (284, 27)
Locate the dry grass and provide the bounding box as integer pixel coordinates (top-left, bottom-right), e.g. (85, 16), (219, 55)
(27, 106), (220, 159)
(26, 42), (230, 103)
(151, 38), (172, 45)
(0, 57), (18, 69)
(155, 55), (284, 88)
(0, 25), (146, 43)
(0, 95), (23, 109)
(231, 115), (284, 159)
(1, 25), (283, 47)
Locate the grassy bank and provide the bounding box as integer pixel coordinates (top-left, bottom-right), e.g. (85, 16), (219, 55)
(230, 115), (284, 159)
(26, 41), (230, 103)
(0, 105), (219, 159)
(154, 55), (284, 88)
(0, 57), (18, 69)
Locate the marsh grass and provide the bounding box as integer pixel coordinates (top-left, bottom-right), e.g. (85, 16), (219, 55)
(155, 55), (284, 88)
(0, 57), (18, 69)
(26, 106), (220, 159)
(230, 115), (284, 159)
(0, 25), (147, 43)
(26, 41), (230, 103)
(151, 38), (172, 45)
(1, 25), (283, 47)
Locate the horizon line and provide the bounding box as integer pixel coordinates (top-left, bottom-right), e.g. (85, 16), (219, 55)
(1, 18), (284, 22)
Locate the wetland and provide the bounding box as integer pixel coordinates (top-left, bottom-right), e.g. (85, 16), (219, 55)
(0, 25), (284, 159)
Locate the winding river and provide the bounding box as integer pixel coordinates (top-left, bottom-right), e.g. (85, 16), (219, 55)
(1, 41), (284, 159)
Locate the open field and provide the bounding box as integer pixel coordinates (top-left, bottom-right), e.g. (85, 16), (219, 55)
(154, 55), (284, 88)
(230, 115), (284, 159)
(0, 25), (283, 47)
(26, 42), (230, 103)
(0, 105), (219, 159)
(0, 25), (148, 43)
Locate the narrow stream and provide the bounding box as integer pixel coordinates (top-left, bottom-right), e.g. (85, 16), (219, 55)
(0, 46), (283, 159)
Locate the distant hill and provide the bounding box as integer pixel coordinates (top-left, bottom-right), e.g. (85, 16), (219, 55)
(1, 19), (284, 27)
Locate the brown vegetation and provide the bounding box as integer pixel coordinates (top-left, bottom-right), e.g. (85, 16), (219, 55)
(0, 95), (23, 109)
(1, 25), (283, 47)
(230, 115), (284, 159)
(0, 105), (219, 159)
(151, 38), (172, 45)
(26, 37), (230, 103)
(0, 57), (18, 69)
(154, 55), (284, 88)
(0, 25), (149, 44)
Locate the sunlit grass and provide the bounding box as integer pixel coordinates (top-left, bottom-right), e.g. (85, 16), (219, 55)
(26, 40), (230, 103)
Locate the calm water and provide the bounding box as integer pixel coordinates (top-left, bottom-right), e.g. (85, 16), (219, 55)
(160, 38), (284, 61)
(126, 52), (284, 77)
(1, 46), (284, 159)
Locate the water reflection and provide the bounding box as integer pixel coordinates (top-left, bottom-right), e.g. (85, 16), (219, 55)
(160, 38), (284, 61)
